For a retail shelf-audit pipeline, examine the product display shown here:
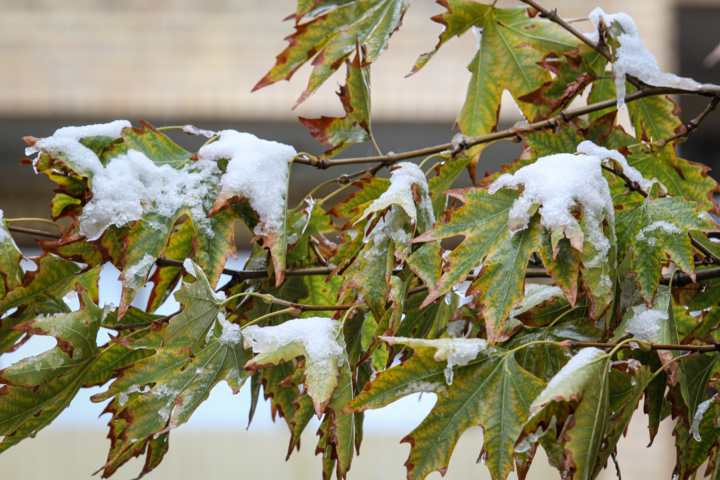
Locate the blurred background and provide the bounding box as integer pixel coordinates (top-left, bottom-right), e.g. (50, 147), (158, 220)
(0, 0), (718, 478)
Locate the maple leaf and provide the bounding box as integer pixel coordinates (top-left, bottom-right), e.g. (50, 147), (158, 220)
(345, 337), (544, 480)
(615, 196), (718, 304)
(0, 288), (105, 453)
(163, 260), (227, 353)
(243, 317), (346, 417)
(410, 3), (578, 181)
(254, 0), (409, 107)
(93, 320), (252, 466)
(299, 47), (372, 157)
(0, 214), (23, 300)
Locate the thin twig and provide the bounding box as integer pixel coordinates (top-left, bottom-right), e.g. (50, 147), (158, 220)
(293, 87), (718, 169)
(569, 341), (720, 353)
(8, 225), (62, 239)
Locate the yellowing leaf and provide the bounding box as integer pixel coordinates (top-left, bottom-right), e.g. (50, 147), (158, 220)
(412, 4), (577, 180)
(299, 49), (371, 157)
(243, 317), (346, 417)
(254, 0), (409, 107)
(616, 196), (718, 304)
(345, 342), (544, 480)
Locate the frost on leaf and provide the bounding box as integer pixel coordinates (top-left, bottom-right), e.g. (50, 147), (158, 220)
(243, 317), (346, 417)
(509, 283), (564, 319)
(201, 130), (296, 286)
(586, 8), (703, 110)
(381, 336), (492, 385)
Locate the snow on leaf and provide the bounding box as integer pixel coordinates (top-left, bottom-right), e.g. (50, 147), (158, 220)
(344, 344), (544, 480)
(253, 0), (410, 107)
(0, 209), (22, 299)
(243, 317), (346, 417)
(201, 130), (295, 287)
(380, 336), (492, 385)
(616, 196), (718, 304)
(162, 259), (226, 353)
(586, 8), (702, 110)
(525, 347), (610, 480)
(358, 162), (435, 232)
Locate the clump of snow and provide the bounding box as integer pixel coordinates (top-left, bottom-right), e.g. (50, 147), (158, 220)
(586, 8), (702, 110)
(183, 125), (217, 138)
(124, 254), (155, 290)
(25, 120), (131, 176)
(243, 317), (346, 391)
(489, 142), (615, 260)
(79, 149), (221, 241)
(198, 130), (296, 237)
(471, 26), (483, 50)
(636, 221), (682, 247)
(360, 162), (435, 227)
(442, 339), (489, 385)
(624, 304), (667, 342)
(576, 141), (664, 194)
(195, 367), (204, 375)
(218, 312), (242, 346)
(490, 141), (661, 265)
(692, 396), (717, 441)
(362, 205), (412, 258)
(510, 284), (564, 319)
(446, 320), (467, 338)
(533, 347), (606, 412)
(0, 210), (10, 243)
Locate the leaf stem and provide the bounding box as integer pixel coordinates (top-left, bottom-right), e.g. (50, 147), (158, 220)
(506, 340), (566, 355)
(7, 225), (61, 239)
(5, 218), (63, 229)
(156, 126), (184, 131)
(240, 307), (297, 329)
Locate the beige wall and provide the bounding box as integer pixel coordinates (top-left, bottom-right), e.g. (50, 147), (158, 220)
(0, 409), (677, 480)
(0, 0), (694, 124)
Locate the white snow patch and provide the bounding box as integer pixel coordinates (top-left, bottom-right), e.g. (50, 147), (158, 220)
(515, 415), (557, 453)
(25, 120), (130, 176)
(576, 141), (664, 194)
(361, 162), (435, 227)
(586, 8), (702, 110)
(198, 130), (296, 237)
(471, 26), (483, 50)
(398, 381), (447, 397)
(218, 312), (242, 347)
(0, 210), (10, 243)
(183, 125), (217, 138)
(440, 339), (490, 385)
(243, 317), (345, 390)
(362, 205), (411, 258)
(636, 221), (682, 247)
(535, 348), (606, 407)
(78, 149), (221, 241)
(123, 254), (155, 290)
(489, 141), (616, 261)
(624, 304), (667, 342)
(692, 396), (717, 441)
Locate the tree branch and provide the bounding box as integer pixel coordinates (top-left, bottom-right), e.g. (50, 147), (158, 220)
(8, 225), (62, 239)
(294, 87), (719, 169)
(569, 341), (720, 353)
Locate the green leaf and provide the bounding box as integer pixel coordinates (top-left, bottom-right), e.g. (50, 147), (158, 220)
(163, 260), (225, 353)
(616, 196), (718, 304)
(0, 253), (81, 315)
(50, 193), (82, 219)
(101, 121), (193, 169)
(146, 220), (195, 312)
(299, 50), (371, 157)
(524, 347), (610, 480)
(119, 212), (181, 318)
(345, 340), (544, 480)
(427, 155), (472, 219)
(254, 0), (409, 107)
(412, 4), (577, 180)
(243, 317), (346, 417)
(0, 216), (22, 298)
(0, 290), (103, 452)
(627, 85), (686, 143)
(94, 325), (251, 445)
